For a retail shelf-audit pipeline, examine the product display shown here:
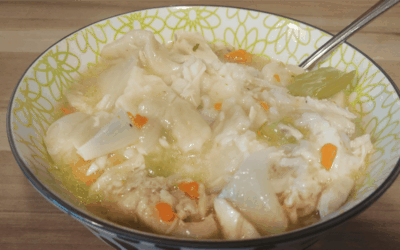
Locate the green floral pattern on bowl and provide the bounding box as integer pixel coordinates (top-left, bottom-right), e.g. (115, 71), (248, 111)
(8, 6), (400, 227)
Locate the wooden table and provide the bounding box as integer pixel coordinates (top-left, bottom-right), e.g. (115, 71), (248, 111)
(1, 1), (400, 249)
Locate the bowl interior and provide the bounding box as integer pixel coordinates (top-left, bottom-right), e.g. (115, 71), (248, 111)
(8, 5), (400, 237)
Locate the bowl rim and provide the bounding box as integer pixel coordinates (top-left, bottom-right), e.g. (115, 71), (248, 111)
(6, 4), (400, 248)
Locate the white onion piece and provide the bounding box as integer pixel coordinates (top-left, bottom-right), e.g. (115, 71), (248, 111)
(214, 198), (260, 240)
(77, 109), (140, 161)
(218, 149), (288, 234)
(70, 111), (112, 149)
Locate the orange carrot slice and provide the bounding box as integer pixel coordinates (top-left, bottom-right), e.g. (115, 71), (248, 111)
(127, 112), (148, 128)
(273, 74), (281, 82)
(224, 49), (252, 64)
(214, 103), (222, 111)
(70, 157), (99, 186)
(260, 101), (269, 111)
(61, 104), (76, 115)
(321, 143), (337, 170)
(155, 202), (176, 222)
(108, 153), (125, 167)
(178, 181), (200, 199)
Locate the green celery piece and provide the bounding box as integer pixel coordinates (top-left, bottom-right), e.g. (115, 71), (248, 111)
(257, 119), (297, 146)
(287, 67), (356, 99)
(145, 147), (180, 178)
(192, 43), (200, 51)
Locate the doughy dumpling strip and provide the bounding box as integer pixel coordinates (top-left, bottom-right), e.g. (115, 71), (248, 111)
(45, 112), (89, 164)
(101, 29), (181, 82)
(166, 97), (212, 153)
(170, 31), (219, 64)
(317, 176), (354, 217)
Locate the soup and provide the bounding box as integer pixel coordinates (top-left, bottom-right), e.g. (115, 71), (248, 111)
(44, 30), (373, 239)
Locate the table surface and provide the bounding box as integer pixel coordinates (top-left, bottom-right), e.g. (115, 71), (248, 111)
(1, 1), (400, 249)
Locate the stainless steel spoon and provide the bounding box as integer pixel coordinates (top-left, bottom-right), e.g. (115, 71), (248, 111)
(299, 0), (400, 70)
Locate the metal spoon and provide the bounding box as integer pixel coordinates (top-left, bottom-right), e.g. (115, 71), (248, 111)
(299, 0), (399, 71)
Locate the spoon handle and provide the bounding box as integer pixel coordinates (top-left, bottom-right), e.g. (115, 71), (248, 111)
(299, 0), (400, 70)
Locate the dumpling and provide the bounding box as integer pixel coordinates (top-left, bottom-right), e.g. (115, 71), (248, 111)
(134, 118), (162, 155)
(101, 29), (181, 83)
(45, 111), (112, 164)
(139, 34), (181, 80)
(101, 29), (155, 59)
(213, 102), (252, 144)
(261, 61), (293, 86)
(115, 66), (176, 116)
(45, 112), (89, 164)
(166, 97), (212, 153)
(171, 56), (207, 107)
(169, 31), (219, 64)
(317, 176), (354, 217)
(66, 57), (137, 114)
(90, 153), (145, 196)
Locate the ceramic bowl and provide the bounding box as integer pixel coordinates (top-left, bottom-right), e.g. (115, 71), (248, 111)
(7, 5), (400, 250)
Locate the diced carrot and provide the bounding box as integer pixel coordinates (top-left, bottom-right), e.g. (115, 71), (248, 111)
(70, 157), (99, 186)
(127, 112), (134, 121)
(214, 103), (222, 111)
(260, 101), (269, 111)
(178, 181), (200, 199)
(273, 74), (281, 82)
(61, 104), (75, 115)
(127, 112), (148, 128)
(108, 153), (125, 167)
(155, 202), (176, 222)
(257, 131), (261, 136)
(224, 49), (252, 64)
(321, 143), (337, 170)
